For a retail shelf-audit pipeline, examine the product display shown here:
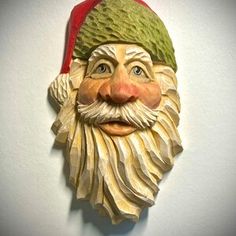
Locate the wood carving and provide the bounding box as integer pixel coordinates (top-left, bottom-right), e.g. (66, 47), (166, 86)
(49, 0), (183, 224)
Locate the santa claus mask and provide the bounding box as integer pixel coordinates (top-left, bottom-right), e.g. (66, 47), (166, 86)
(49, 0), (183, 224)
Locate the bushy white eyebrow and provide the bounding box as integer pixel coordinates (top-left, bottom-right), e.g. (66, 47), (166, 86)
(89, 45), (117, 62)
(125, 47), (152, 64)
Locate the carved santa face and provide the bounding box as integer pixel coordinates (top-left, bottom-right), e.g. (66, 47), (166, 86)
(49, 0), (182, 225)
(49, 43), (182, 224)
(77, 44), (162, 136)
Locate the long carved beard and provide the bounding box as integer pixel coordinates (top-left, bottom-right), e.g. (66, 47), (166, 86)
(73, 120), (181, 224)
(50, 63), (183, 224)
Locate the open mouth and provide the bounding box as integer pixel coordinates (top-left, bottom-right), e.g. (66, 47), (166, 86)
(101, 120), (130, 126)
(98, 120), (136, 136)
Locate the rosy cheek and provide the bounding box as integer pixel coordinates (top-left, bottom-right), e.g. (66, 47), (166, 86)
(138, 82), (162, 109)
(77, 79), (102, 105)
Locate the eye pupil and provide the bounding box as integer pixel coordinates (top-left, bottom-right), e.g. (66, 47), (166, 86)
(97, 64), (107, 73)
(133, 66), (142, 75)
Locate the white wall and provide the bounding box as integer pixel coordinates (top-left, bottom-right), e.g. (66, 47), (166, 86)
(0, 0), (236, 235)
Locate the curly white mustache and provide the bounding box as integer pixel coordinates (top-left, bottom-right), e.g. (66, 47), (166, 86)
(77, 100), (159, 129)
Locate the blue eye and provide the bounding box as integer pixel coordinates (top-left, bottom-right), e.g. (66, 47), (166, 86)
(95, 64), (110, 74)
(132, 66), (144, 76)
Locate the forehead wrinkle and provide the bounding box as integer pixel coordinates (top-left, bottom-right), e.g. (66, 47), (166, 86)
(125, 47), (152, 64)
(89, 45), (117, 62)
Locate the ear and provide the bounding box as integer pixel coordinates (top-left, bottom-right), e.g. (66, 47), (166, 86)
(152, 64), (177, 87)
(152, 64), (181, 126)
(69, 59), (87, 90)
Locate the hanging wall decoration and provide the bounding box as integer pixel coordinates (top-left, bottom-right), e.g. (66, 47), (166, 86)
(49, 0), (183, 224)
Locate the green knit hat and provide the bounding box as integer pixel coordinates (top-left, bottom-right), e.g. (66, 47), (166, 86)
(72, 0), (177, 72)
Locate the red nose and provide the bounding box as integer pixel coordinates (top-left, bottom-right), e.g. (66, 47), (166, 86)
(98, 65), (139, 104)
